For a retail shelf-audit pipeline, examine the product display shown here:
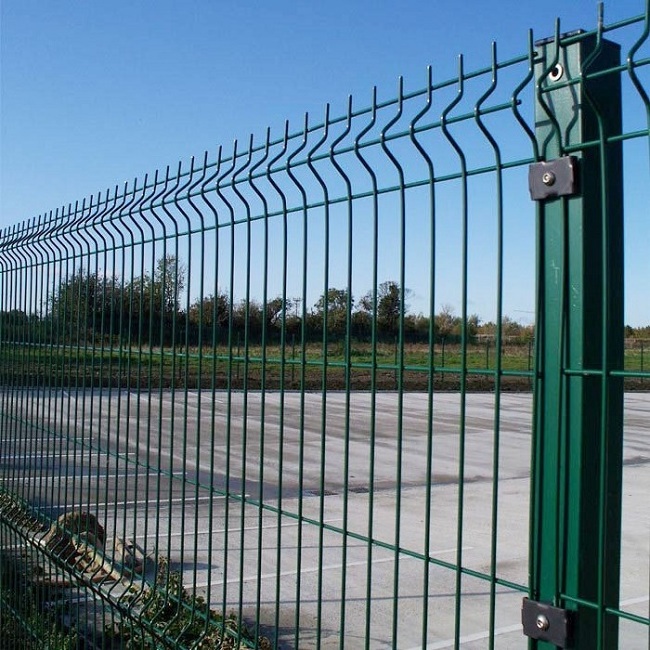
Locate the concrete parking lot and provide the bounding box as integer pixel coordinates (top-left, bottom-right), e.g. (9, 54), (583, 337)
(1, 390), (648, 648)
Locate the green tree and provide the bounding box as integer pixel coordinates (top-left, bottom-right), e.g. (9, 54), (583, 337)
(313, 288), (352, 339)
(377, 280), (411, 335)
(152, 255), (186, 316)
(435, 304), (458, 340)
(189, 292), (229, 329)
(188, 291), (229, 344)
(50, 271), (121, 344)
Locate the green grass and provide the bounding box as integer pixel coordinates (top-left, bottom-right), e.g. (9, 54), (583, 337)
(1, 339), (647, 392)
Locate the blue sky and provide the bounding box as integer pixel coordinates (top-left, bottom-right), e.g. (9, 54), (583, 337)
(1, 1), (648, 325)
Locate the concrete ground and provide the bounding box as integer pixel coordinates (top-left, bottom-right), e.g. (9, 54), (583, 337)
(1, 390), (648, 648)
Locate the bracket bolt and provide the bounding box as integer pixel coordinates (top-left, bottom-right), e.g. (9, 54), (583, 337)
(549, 63), (564, 82)
(536, 614), (550, 631)
(542, 171), (556, 186)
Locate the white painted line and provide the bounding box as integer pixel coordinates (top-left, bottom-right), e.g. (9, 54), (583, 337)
(5, 452), (138, 459)
(620, 595), (650, 606)
(0, 472), (146, 483)
(76, 494), (228, 510)
(1, 438), (92, 444)
(407, 623), (522, 650)
(134, 517), (344, 540)
(407, 596), (650, 650)
(198, 546), (468, 589)
(209, 516), (345, 536)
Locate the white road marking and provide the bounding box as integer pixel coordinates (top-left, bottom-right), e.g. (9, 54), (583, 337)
(407, 623), (522, 650)
(407, 595), (650, 649)
(621, 595), (650, 606)
(134, 517), (344, 540)
(0, 472), (148, 483)
(6, 452), (137, 459)
(198, 546), (469, 589)
(75, 494), (228, 510)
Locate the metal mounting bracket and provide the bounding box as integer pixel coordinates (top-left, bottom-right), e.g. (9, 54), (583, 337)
(522, 598), (575, 647)
(528, 156), (579, 201)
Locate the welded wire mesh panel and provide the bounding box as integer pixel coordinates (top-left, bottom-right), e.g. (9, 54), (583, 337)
(0, 3), (648, 649)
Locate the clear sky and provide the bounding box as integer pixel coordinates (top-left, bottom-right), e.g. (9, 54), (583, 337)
(1, 0), (648, 325)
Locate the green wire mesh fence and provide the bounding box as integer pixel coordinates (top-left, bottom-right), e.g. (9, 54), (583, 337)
(1, 3), (648, 649)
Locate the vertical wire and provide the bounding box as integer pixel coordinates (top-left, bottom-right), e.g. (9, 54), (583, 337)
(69, 196), (93, 578)
(379, 76), (407, 648)
(170, 155), (205, 639)
(58, 202), (75, 523)
(115, 178), (139, 591)
(16, 220), (31, 514)
(93, 188), (117, 600)
(306, 105), (331, 649)
(68, 199), (87, 526)
(169, 158), (198, 641)
(156, 159), (195, 642)
(512, 30), (540, 162)
(353, 89), (379, 649)
(47, 209), (65, 527)
(2, 226), (21, 528)
(329, 95), (354, 647)
(285, 115), (310, 649)
(184, 150), (210, 637)
(247, 129), (272, 646)
(215, 139), (239, 634)
(117, 175), (153, 607)
(626, 0), (650, 166)
(127, 171), (159, 605)
(39, 211), (56, 529)
(105, 180), (138, 604)
(196, 145), (223, 641)
(230, 134), (255, 644)
(474, 42), (504, 649)
(440, 56), (469, 647)
(24, 219), (37, 524)
(151, 164), (183, 630)
(409, 66), (436, 647)
(265, 122), (291, 648)
(144, 169), (165, 613)
(516, 28), (546, 604)
(89, 190), (112, 594)
(4, 225), (19, 527)
(121, 177), (147, 596)
(100, 183), (126, 598)
(1, 224), (19, 631)
(58, 202), (75, 581)
(18, 222), (31, 514)
(624, 0), (650, 636)
(78, 192), (103, 582)
(31, 216), (48, 526)
(6, 224), (24, 517)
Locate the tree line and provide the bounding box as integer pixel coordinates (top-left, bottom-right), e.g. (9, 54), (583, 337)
(5, 255), (648, 348)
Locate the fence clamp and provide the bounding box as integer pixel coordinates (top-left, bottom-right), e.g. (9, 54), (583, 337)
(522, 598), (575, 647)
(528, 156), (579, 201)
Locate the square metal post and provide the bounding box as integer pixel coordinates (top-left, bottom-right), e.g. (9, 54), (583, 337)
(530, 32), (624, 649)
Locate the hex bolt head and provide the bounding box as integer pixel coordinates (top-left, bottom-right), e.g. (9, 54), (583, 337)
(536, 614), (550, 631)
(542, 171), (556, 186)
(549, 63), (564, 82)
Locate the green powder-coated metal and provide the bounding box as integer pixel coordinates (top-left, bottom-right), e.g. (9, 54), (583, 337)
(531, 22), (626, 650)
(0, 5), (648, 649)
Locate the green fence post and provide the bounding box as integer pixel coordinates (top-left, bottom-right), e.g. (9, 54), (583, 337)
(530, 30), (624, 649)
